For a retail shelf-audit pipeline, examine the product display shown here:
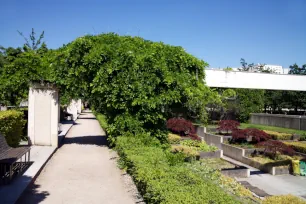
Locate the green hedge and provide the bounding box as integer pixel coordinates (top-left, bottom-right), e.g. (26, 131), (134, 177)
(264, 130), (292, 140)
(263, 194), (306, 204)
(0, 110), (26, 147)
(284, 141), (306, 154)
(95, 113), (109, 130)
(116, 134), (241, 204)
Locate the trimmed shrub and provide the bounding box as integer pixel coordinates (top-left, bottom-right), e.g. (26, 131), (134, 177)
(180, 139), (218, 152)
(263, 194), (306, 204)
(167, 118), (195, 136)
(217, 120), (240, 133)
(264, 130), (292, 140)
(171, 145), (199, 158)
(299, 133), (306, 141)
(95, 113), (109, 130)
(257, 140), (295, 159)
(0, 110), (26, 147)
(284, 141), (306, 154)
(168, 133), (181, 144)
(116, 134), (239, 204)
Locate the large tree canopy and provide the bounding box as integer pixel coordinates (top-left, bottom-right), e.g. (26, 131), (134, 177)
(51, 33), (218, 140)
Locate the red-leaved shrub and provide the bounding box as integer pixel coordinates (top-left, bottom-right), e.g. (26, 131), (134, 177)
(245, 128), (271, 143)
(232, 129), (248, 142)
(167, 118), (195, 136)
(232, 128), (271, 143)
(217, 120), (240, 133)
(189, 133), (201, 141)
(256, 140), (295, 159)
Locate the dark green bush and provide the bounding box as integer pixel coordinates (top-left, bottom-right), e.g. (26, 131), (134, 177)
(0, 110), (26, 147)
(116, 134), (239, 204)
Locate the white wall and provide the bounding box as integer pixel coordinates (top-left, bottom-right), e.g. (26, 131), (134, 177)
(205, 69), (306, 91)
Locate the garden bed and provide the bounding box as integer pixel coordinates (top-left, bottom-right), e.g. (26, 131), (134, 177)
(201, 158), (250, 178)
(284, 141), (306, 154)
(221, 143), (295, 175)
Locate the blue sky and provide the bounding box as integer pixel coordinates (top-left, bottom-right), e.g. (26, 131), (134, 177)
(1, 0), (305, 68)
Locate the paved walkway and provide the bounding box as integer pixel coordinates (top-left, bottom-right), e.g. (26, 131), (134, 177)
(17, 112), (135, 204)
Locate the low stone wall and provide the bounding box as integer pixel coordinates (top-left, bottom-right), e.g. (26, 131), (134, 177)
(221, 167), (250, 178)
(195, 126), (206, 137)
(221, 143), (246, 162)
(250, 113), (306, 130)
(222, 143), (290, 175)
(241, 156), (290, 175)
(199, 150), (222, 159)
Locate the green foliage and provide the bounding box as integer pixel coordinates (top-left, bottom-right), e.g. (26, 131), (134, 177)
(235, 89), (265, 122)
(116, 134), (240, 204)
(0, 110), (26, 147)
(299, 134), (306, 141)
(180, 139), (218, 152)
(0, 30), (50, 106)
(263, 130), (292, 140)
(200, 158), (235, 170)
(52, 33), (217, 140)
(284, 141), (306, 154)
(223, 67), (233, 71)
(289, 63), (306, 75)
(17, 28), (46, 51)
(263, 194), (306, 204)
(95, 112), (109, 130)
(167, 133), (181, 144)
(222, 89), (236, 99)
(171, 145), (199, 158)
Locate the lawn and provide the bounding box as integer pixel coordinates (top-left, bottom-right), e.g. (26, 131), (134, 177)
(240, 123), (306, 135)
(207, 123), (306, 135)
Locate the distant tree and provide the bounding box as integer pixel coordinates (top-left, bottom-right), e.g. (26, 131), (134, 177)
(235, 88), (265, 122)
(285, 63), (306, 113)
(223, 66), (233, 71)
(0, 29), (50, 106)
(17, 28), (47, 52)
(239, 58), (255, 72)
(288, 63), (306, 75)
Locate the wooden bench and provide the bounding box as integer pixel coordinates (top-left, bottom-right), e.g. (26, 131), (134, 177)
(0, 133), (30, 184)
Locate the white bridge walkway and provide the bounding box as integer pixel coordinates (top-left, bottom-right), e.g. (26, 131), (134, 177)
(205, 69), (306, 91)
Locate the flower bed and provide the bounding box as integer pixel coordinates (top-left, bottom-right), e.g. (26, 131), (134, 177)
(201, 158), (250, 178)
(170, 135), (220, 160)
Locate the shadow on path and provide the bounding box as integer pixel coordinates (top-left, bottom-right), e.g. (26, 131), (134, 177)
(16, 183), (49, 204)
(77, 117), (97, 120)
(62, 135), (108, 146)
(250, 170), (267, 175)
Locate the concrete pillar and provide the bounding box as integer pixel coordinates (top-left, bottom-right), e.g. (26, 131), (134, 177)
(58, 96), (61, 122)
(77, 99), (82, 113)
(0, 106), (7, 111)
(67, 100), (78, 121)
(28, 83), (59, 147)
